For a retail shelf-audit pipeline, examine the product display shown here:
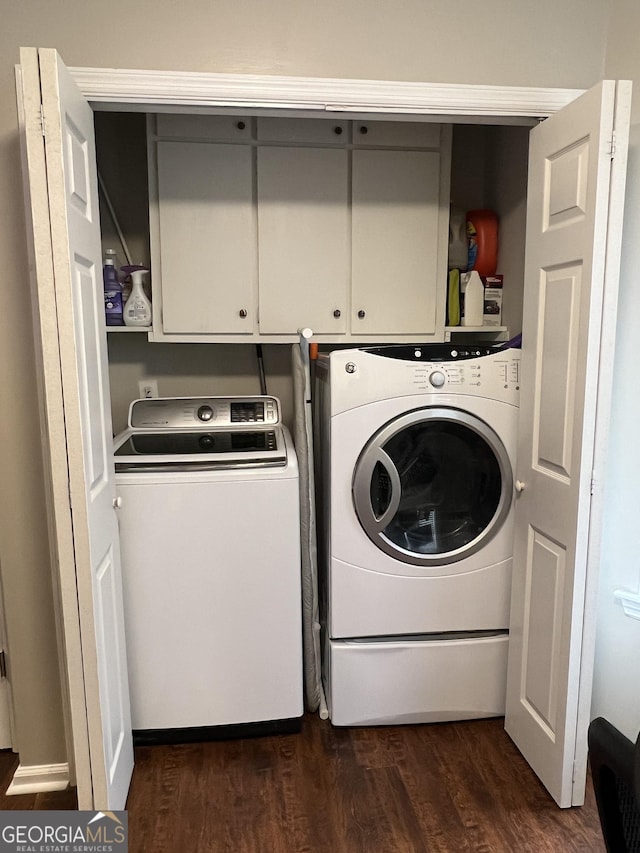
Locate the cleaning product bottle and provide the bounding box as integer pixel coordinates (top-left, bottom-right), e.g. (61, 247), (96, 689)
(123, 269), (152, 327)
(460, 270), (484, 327)
(103, 248), (123, 326)
(466, 209), (498, 277)
(448, 207), (468, 270)
(447, 269), (460, 326)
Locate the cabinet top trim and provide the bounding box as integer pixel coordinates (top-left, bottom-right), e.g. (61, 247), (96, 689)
(68, 66), (585, 119)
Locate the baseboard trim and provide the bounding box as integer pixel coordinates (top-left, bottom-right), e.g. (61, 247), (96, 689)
(6, 762), (69, 795)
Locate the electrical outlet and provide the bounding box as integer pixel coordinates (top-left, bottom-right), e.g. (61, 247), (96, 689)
(138, 379), (159, 399)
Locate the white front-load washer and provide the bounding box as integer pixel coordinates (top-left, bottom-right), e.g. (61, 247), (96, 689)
(113, 395), (303, 742)
(315, 344), (520, 725)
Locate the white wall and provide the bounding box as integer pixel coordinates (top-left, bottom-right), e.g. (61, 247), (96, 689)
(591, 2), (640, 742)
(108, 338), (295, 434)
(0, 0), (609, 768)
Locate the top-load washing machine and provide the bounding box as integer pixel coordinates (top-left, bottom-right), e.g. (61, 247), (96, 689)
(113, 395), (303, 742)
(315, 344), (520, 726)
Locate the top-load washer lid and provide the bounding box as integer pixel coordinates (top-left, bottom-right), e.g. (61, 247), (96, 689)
(114, 396), (288, 471)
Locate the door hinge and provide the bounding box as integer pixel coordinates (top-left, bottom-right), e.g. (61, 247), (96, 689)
(39, 103), (46, 138)
(0, 650), (8, 680)
(608, 131), (616, 159)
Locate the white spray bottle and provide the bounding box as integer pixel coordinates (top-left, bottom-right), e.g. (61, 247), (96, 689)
(123, 269), (152, 327)
(460, 270), (484, 327)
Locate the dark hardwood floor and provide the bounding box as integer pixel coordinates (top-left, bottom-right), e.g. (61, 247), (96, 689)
(0, 715), (606, 852)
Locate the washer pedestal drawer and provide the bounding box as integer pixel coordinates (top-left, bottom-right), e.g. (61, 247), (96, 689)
(324, 633), (508, 726)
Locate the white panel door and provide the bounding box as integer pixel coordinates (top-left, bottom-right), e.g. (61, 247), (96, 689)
(506, 81), (631, 807)
(257, 146), (349, 334)
(19, 48), (133, 810)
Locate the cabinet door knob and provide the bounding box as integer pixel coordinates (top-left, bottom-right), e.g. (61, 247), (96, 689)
(357, 310), (366, 319)
(333, 309), (341, 318)
(239, 309), (248, 318)
(515, 480), (526, 493)
(113, 496), (122, 509)
(359, 125), (369, 135)
(333, 126), (343, 135)
(236, 120), (246, 130)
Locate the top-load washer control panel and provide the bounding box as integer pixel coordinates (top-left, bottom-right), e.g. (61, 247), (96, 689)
(128, 396), (281, 429)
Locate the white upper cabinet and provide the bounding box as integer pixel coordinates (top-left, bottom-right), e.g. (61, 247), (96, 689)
(155, 140), (257, 334)
(148, 115), (450, 342)
(257, 146), (349, 334)
(156, 114), (252, 142)
(353, 120), (441, 149)
(257, 117), (349, 144)
(351, 148), (442, 336)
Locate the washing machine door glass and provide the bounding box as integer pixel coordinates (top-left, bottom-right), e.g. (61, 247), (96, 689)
(352, 407), (513, 566)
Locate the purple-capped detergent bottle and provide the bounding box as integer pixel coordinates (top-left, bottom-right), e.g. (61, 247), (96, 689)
(103, 248), (123, 325)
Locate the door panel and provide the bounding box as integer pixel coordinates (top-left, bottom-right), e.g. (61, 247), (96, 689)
(535, 266), (580, 480)
(20, 47), (133, 810)
(522, 529), (565, 733)
(74, 258), (109, 486)
(505, 80), (631, 808)
(546, 139), (589, 226)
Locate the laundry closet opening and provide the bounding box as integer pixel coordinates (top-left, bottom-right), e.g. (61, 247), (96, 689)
(23, 48), (625, 809)
(95, 110), (531, 434)
(95, 103), (533, 742)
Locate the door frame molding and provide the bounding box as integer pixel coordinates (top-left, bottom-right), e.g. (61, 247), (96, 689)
(26, 51), (602, 805)
(69, 66), (584, 121)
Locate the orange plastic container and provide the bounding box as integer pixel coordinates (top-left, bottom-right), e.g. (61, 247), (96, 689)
(466, 209), (498, 277)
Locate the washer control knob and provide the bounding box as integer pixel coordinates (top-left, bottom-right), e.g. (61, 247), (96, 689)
(429, 371), (446, 388)
(199, 434), (214, 449)
(345, 362), (357, 374)
(197, 405), (214, 422)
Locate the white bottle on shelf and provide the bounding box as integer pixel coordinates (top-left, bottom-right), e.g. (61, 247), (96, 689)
(123, 269), (152, 327)
(460, 270), (484, 327)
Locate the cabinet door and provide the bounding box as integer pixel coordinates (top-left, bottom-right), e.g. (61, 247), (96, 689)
(257, 146), (349, 334)
(257, 117), (348, 144)
(157, 141), (256, 334)
(352, 149), (442, 336)
(156, 114), (251, 142)
(353, 121), (441, 149)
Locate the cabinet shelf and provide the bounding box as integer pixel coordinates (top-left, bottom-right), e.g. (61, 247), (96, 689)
(446, 325), (507, 333)
(445, 325), (509, 342)
(106, 326), (151, 333)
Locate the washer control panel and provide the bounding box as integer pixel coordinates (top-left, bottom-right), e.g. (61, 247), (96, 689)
(327, 346), (522, 413)
(411, 355), (520, 392)
(129, 396), (280, 429)
(364, 344), (501, 362)
(361, 344), (521, 396)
